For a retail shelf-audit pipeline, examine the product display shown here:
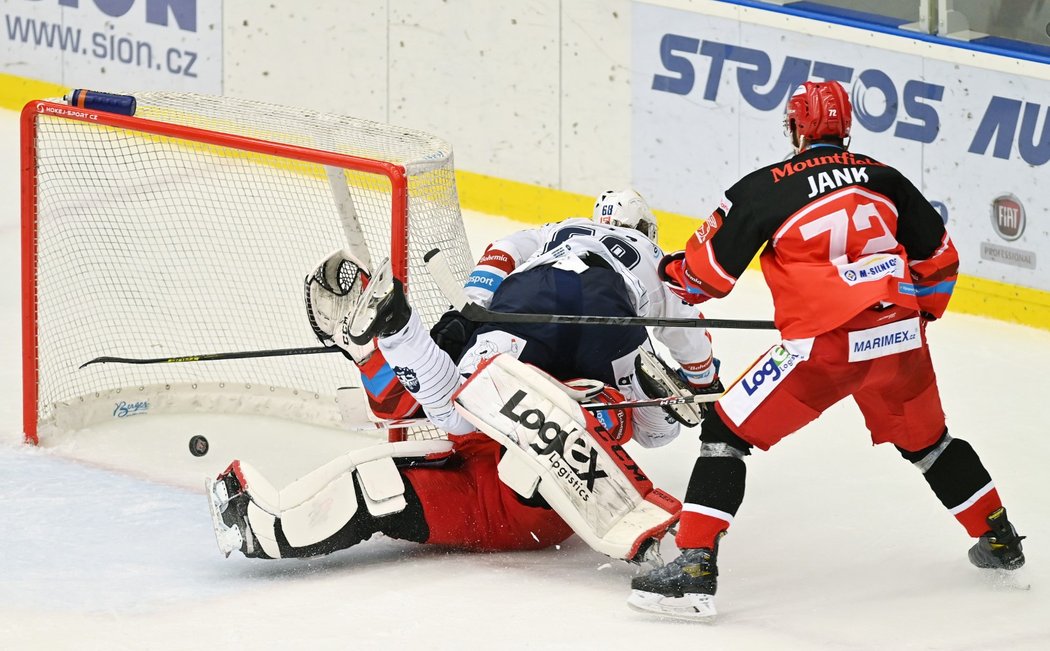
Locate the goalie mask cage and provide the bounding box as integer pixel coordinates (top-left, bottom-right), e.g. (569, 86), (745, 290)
(21, 93), (474, 445)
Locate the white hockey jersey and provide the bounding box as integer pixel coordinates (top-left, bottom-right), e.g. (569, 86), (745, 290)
(462, 218), (714, 373)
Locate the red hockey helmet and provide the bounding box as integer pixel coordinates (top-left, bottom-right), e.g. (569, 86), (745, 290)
(785, 81), (852, 143)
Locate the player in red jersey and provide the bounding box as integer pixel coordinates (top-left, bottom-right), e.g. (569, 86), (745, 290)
(629, 81), (1026, 620)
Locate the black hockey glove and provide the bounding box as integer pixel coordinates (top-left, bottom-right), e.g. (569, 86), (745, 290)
(430, 309), (478, 360)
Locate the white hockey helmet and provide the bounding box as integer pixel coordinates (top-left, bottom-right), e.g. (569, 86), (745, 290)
(592, 189), (658, 241)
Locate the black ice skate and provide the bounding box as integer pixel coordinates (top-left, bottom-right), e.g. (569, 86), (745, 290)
(206, 463), (266, 559)
(346, 258), (412, 345)
(968, 507), (1025, 570)
(634, 349), (723, 427)
(627, 546), (719, 621)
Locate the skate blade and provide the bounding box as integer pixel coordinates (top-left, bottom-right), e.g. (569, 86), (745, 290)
(627, 589), (717, 622)
(205, 477), (242, 559)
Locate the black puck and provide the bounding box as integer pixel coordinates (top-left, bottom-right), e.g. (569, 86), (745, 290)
(189, 435), (209, 457)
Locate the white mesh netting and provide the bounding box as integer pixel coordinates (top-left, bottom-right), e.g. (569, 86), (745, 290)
(27, 92), (474, 439)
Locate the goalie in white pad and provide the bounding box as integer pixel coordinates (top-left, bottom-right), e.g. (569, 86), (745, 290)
(219, 189), (718, 564)
(453, 354), (681, 562)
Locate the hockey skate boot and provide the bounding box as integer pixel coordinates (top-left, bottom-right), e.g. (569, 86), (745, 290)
(346, 259), (411, 345)
(206, 463), (266, 559)
(968, 507), (1025, 570)
(634, 349), (723, 427)
(627, 546), (719, 621)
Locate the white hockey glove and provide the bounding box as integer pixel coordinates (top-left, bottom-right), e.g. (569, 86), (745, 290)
(304, 249), (375, 364)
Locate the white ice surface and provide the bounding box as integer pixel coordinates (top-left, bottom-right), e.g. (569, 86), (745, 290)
(2, 109), (1048, 650)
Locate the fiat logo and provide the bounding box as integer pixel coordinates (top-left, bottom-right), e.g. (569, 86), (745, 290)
(991, 194), (1025, 241)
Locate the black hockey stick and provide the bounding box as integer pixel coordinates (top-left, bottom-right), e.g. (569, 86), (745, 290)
(79, 345), (343, 369)
(423, 248), (777, 330)
(340, 390), (723, 430)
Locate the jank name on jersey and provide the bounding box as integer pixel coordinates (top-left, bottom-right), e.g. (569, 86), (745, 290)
(805, 167), (869, 198)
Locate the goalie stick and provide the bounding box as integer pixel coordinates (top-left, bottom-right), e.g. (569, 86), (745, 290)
(324, 165), (373, 270)
(422, 248), (777, 330)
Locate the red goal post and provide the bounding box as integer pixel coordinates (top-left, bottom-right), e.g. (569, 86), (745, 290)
(22, 93), (473, 445)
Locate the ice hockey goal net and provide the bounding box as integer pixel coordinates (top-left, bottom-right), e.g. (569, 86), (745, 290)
(22, 92), (474, 445)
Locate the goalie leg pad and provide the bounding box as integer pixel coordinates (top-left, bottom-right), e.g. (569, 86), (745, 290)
(453, 354), (681, 562)
(278, 439), (451, 547)
(209, 440), (452, 558)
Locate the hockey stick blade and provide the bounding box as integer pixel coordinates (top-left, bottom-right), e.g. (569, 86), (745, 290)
(423, 247), (469, 311)
(80, 345), (343, 369)
(423, 247), (776, 330)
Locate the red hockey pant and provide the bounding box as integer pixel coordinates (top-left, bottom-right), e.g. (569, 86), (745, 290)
(404, 434), (574, 551)
(717, 307), (945, 452)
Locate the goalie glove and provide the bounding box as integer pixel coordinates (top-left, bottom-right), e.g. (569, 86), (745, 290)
(304, 249), (375, 364)
(429, 309), (478, 360)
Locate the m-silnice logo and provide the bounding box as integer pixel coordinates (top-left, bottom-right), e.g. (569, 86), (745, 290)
(991, 194), (1025, 241)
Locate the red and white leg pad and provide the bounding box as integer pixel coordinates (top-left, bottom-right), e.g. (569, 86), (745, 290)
(452, 354), (681, 562)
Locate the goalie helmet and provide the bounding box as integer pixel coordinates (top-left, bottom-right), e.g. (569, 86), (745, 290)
(592, 189), (658, 241)
(784, 81), (852, 150)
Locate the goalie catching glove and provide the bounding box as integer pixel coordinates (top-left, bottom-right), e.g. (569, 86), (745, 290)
(304, 249), (375, 363)
(452, 353), (681, 563)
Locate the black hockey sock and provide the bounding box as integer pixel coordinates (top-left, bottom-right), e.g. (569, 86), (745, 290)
(683, 456), (747, 518)
(899, 435), (992, 511)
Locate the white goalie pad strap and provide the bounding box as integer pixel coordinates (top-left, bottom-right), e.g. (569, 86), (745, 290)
(249, 440), (452, 549)
(454, 354), (681, 560)
(356, 457), (408, 517)
(496, 452), (542, 498)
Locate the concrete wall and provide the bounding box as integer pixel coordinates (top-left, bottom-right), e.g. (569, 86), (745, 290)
(223, 0), (633, 195)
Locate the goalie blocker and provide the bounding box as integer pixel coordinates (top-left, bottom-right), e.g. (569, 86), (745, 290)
(453, 354), (682, 562)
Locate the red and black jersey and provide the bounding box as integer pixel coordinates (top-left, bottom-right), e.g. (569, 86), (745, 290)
(681, 145), (958, 338)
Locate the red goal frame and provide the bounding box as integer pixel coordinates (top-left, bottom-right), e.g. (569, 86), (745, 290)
(21, 99), (412, 445)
